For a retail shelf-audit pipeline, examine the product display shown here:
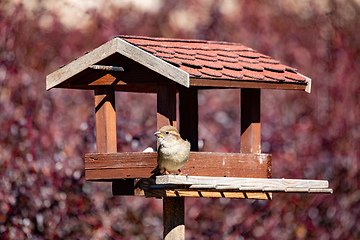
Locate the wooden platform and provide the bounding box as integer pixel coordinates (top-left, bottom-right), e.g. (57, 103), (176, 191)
(139, 175), (333, 200)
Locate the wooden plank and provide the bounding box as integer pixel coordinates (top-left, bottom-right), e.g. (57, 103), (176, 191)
(46, 38), (189, 90)
(157, 84), (177, 128)
(179, 86), (199, 151)
(95, 87), (117, 153)
(190, 78), (308, 91)
(163, 197), (185, 240)
(308, 188), (333, 194)
(241, 88), (261, 153)
(84, 152), (272, 180)
(156, 175), (330, 188)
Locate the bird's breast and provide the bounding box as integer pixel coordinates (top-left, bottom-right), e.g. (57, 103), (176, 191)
(160, 144), (189, 162)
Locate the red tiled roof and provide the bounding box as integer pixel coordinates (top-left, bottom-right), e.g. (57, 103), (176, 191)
(119, 35), (307, 84)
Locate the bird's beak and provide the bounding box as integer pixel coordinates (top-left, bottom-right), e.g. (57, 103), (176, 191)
(154, 131), (164, 138)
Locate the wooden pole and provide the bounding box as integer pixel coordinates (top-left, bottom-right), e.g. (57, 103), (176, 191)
(241, 88), (261, 153)
(95, 86), (117, 153)
(163, 197), (185, 239)
(157, 84), (185, 240)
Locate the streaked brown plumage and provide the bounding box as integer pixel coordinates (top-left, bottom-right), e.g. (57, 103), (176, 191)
(151, 126), (190, 174)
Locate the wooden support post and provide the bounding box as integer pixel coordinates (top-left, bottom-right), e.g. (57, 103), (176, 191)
(241, 88), (261, 153)
(163, 197), (185, 240)
(179, 87), (198, 151)
(95, 86), (132, 195)
(157, 84), (177, 128)
(157, 84), (184, 240)
(95, 86), (117, 153)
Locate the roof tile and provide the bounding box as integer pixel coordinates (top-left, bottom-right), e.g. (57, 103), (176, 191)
(264, 70), (286, 81)
(262, 62), (286, 72)
(221, 68), (243, 79)
(285, 71), (306, 82)
(259, 57), (280, 64)
(238, 51), (260, 59)
(218, 56), (238, 63)
(195, 55), (218, 62)
(200, 43), (233, 51)
(181, 59), (203, 68)
(154, 52), (175, 59)
(175, 54), (196, 61)
(200, 67), (223, 78)
(216, 51), (239, 58)
(149, 46), (175, 54)
(242, 61), (264, 71)
(140, 46), (157, 54)
(264, 76), (280, 82)
(242, 68), (264, 80)
(223, 61), (243, 71)
(238, 57), (259, 64)
(174, 48), (196, 56)
(196, 50), (217, 57)
(196, 59), (223, 70)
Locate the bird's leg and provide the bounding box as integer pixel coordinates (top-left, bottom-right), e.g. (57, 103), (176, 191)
(177, 169), (182, 175)
(164, 170), (171, 175)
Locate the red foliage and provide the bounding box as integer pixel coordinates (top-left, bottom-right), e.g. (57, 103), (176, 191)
(1, 1), (359, 239)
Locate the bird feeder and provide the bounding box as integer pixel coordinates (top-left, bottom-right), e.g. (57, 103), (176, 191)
(46, 36), (332, 239)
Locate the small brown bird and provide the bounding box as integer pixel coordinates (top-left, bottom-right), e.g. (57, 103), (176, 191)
(151, 126), (190, 175)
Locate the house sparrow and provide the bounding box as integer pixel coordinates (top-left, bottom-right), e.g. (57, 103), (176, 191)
(151, 126), (190, 175)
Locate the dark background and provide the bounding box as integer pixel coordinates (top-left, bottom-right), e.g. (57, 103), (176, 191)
(1, 0), (359, 239)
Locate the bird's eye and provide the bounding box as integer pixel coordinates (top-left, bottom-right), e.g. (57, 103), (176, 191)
(165, 131), (169, 135)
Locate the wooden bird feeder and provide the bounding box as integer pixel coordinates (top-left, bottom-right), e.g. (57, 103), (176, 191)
(46, 36), (332, 239)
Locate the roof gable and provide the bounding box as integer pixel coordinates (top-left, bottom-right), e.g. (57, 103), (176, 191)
(46, 38), (189, 90)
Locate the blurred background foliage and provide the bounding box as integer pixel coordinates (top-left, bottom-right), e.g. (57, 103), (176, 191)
(1, 0), (359, 239)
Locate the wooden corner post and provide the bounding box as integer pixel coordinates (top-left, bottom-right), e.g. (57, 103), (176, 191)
(241, 88), (261, 154)
(157, 84), (184, 240)
(95, 86), (117, 153)
(95, 86), (133, 196)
